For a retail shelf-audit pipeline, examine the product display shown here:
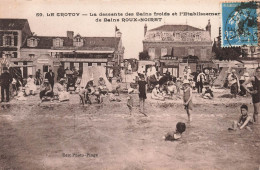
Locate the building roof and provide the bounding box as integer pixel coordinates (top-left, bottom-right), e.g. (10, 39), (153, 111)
(22, 36), (120, 51)
(0, 19), (28, 30)
(149, 25), (204, 32)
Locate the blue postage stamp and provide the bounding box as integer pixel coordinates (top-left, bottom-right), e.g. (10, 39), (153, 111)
(222, 2), (258, 47)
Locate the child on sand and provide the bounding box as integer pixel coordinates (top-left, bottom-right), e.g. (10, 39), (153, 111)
(183, 80), (193, 122)
(127, 88), (134, 115)
(138, 74), (147, 116)
(202, 84), (214, 99)
(229, 104), (254, 131)
(164, 122), (186, 141)
(79, 86), (87, 105)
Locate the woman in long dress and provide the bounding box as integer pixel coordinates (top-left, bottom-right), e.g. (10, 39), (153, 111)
(55, 78), (70, 102)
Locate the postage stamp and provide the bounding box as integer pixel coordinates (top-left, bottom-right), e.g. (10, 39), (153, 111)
(221, 1), (258, 47)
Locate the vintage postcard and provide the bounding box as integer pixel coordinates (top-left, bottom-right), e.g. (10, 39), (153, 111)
(0, 0), (259, 170)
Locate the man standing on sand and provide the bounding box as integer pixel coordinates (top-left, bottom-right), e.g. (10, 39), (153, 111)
(45, 68), (55, 91)
(57, 64), (65, 82)
(197, 71), (205, 93)
(242, 67), (260, 123)
(0, 67), (12, 102)
(228, 69), (240, 98)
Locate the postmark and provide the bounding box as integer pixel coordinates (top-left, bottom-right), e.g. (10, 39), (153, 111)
(222, 1), (258, 47)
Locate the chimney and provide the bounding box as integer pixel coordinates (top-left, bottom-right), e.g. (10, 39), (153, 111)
(144, 24), (147, 37)
(67, 31), (74, 39)
(205, 19), (211, 38)
(116, 31), (122, 38)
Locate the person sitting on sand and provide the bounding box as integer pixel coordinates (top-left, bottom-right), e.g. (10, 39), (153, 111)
(15, 87), (27, 101)
(98, 76), (106, 90)
(109, 90), (121, 102)
(151, 84), (165, 101)
(39, 79), (53, 102)
(167, 80), (176, 97)
(54, 78), (70, 102)
(202, 84), (214, 99)
(25, 75), (37, 96)
(164, 122), (186, 141)
(85, 78), (95, 93)
(229, 104), (254, 131)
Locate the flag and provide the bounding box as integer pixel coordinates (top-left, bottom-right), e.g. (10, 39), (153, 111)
(115, 26), (119, 32)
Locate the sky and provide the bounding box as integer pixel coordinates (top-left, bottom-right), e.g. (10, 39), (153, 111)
(0, 0), (237, 59)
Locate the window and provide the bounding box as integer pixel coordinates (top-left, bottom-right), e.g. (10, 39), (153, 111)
(55, 40), (60, 46)
(5, 53), (11, 58)
(195, 35), (201, 41)
(176, 33), (180, 39)
(161, 48), (167, 57)
(4, 36), (12, 46)
(64, 62), (70, 69)
(74, 63), (79, 69)
(188, 48), (194, 56)
(53, 38), (63, 47)
(43, 65), (48, 72)
(148, 48), (155, 60)
(28, 62), (33, 75)
(27, 38), (38, 47)
(13, 52), (17, 58)
(29, 54), (35, 58)
(201, 49), (207, 59)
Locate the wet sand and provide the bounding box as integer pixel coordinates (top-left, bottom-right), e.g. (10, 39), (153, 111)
(0, 91), (260, 170)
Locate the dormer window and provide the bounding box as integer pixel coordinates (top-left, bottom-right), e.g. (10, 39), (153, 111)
(76, 37), (81, 42)
(53, 38), (63, 47)
(27, 38), (38, 47)
(73, 34), (83, 47)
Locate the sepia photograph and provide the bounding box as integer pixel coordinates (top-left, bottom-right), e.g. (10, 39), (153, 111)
(0, 0), (259, 169)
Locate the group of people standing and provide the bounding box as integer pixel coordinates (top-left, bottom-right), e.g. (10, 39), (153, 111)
(242, 67), (260, 123)
(226, 67), (260, 123)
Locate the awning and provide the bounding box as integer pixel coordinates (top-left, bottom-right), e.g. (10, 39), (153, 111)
(10, 57), (34, 62)
(212, 60), (243, 68)
(60, 58), (108, 62)
(239, 60), (260, 69)
(49, 50), (114, 53)
(137, 60), (155, 65)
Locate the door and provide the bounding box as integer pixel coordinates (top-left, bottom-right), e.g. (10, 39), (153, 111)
(43, 65), (49, 78)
